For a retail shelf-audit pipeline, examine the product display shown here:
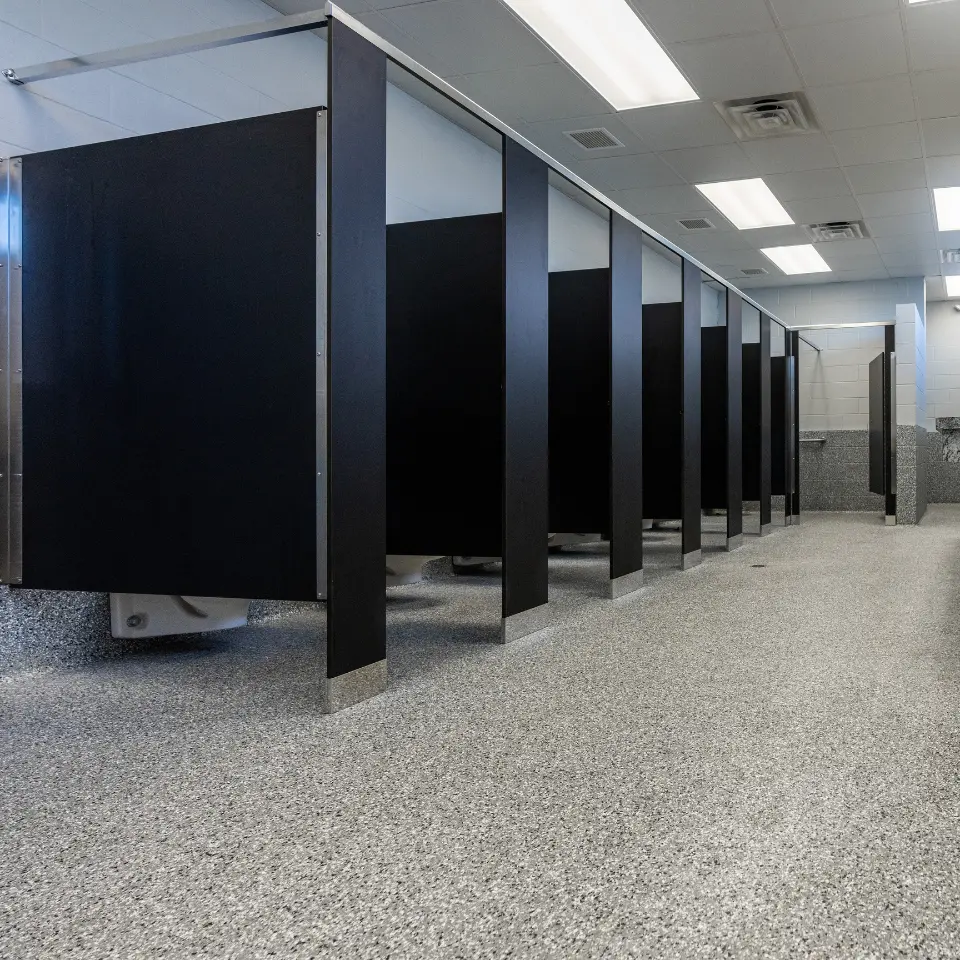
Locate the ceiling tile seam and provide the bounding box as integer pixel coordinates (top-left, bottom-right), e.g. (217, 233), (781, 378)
(371, 8), (463, 77)
(756, 0), (886, 279)
(900, 0), (942, 282)
(13, 3), (286, 118)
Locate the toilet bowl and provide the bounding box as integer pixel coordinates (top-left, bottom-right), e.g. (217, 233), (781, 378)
(386, 555), (441, 586)
(110, 594), (251, 639)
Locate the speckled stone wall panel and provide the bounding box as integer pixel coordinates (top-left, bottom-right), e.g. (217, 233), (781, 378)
(926, 430), (960, 504)
(799, 430), (883, 512)
(897, 424), (922, 524)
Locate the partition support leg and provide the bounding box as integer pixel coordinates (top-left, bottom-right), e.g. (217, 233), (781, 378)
(759, 312), (773, 537)
(785, 332), (797, 527)
(609, 213), (644, 599)
(790, 331), (801, 525)
(680, 261), (702, 570)
(324, 20), (387, 710)
(501, 138), (550, 642)
(726, 291), (744, 552)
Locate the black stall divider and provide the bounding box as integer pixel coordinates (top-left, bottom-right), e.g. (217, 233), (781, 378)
(386, 214), (503, 558)
(21, 109), (322, 601)
(548, 268), (611, 537)
(642, 303), (683, 522)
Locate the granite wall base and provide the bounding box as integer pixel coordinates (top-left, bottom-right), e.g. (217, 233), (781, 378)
(799, 430), (884, 513)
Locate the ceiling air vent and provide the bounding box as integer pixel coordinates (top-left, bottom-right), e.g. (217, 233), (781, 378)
(715, 93), (818, 141)
(563, 127), (624, 151)
(741, 267), (769, 277)
(941, 249), (960, 265)
(805, 220), (869, 243)
(677, 217), (716, 231)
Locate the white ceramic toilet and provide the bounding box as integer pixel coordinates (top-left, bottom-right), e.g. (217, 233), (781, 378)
(110, 594), (251, 639)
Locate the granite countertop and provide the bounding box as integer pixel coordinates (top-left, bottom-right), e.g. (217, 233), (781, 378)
(936, 417), (960, 432)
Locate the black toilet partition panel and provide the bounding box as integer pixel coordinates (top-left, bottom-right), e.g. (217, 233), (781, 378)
(386, 214), (504, 558)
(771, 357), (787, 498)
(326, 19), (388, 684)
(502, 139), (550, 622)
(608, 213), (644, 586)
(727, 293), (744, 540)
(701, 326), (727, 511)
(791, 330), (801, 520)
(681, 262), (702, 564)
(744, 344), (787, 506)
(701, 295), (745, 543)
(20, 109), (322, 599)
(548, 268), (611, 536)
(642, 303), (683, 520)
(759, 313), (773, 529)
(869, 353), (885, 497)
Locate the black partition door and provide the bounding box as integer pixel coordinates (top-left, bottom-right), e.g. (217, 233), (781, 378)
(21, 110), (320, 599)
(387, 214), (503, 557)
(727, 294), (744, 539)
(759, 315), (772, 528)
(549, 269), (610, 534)
(702, 326), (728, 510)
(771, 357), (787, 496)
(869, 354), (885, 496)
(502, 139), (549, 620)
(642, 302), (683, 519)
(681, 263), (702, 561)
(609, 214), (644, 583)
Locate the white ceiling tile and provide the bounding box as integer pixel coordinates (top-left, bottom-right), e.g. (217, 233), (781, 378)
(874, 232), (939, 255)
(570, 153), (685, 191)
(881, 251), (943, 271)
(922, 118), (960, 158)
(666, 33), (801, 101)
(905, 2), (960, 74)
(676, 231), (756, 254)
(743, 224), (812, 248)
(784, 14), (908, 87)
(524, 113), (651, 162)
(742, 134), (839, 173)
(455, 62), (609, 123)
(811, 238), (878, 257)
(611, 184), (708, 216)
(830, 267), (893, 282)
(912, 70), (960, 122)
(619, 101), (739, 151)
(783, 195), (864, 224)
(660, 144), (758, 183)
(866, 212), (936, 236)
(806, 76), (916, 131)
(926, 155), (960, 189)
(767, 0), (899, 30)
(764, 168), (852, 201)
(844, 159), (927, 194)
(351, 10), (459, 77)
(382, 0), (555, 74)
(856, 189), (932, 219)
(938, 230), (960, 249)
(828, 122), (923, 167)
(632, 0), (777, 43)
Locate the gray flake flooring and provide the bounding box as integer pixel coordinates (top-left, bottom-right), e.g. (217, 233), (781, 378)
(4, 509), (960, 959)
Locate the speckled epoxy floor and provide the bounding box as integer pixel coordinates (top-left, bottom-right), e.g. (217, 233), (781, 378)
(4, 509), (960, 959)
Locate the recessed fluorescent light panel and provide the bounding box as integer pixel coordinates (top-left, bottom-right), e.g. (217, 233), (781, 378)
(499, 0), (698, 110)
(934, 187), (960, 232)
(946, 276), (960, 298)
(695, 178), (794, 230)
(761, 244), (832, 275)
